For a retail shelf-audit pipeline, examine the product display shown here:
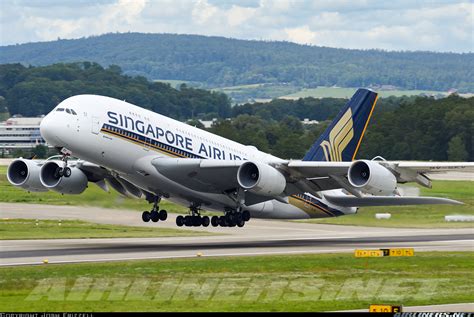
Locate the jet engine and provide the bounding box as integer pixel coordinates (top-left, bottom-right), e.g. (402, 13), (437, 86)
(348, 160), (397, 196)
(40, 161), (88, 194)
(7, 159), (48, 192)
(237, 161), (286, 196)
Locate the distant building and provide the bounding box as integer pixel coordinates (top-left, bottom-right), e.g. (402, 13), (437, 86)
(199, 118), (218, 128)
(447, 88), (458, 95)
(0, 116), (48, 149)
(302, 118), (320, 125)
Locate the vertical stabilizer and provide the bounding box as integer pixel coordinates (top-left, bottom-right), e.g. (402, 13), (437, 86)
(303, 88), (378, 162)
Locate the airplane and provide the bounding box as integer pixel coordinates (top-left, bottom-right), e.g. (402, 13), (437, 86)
(6, 88), (473, 228)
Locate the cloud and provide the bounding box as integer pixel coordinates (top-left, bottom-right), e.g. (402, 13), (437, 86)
(284, 26), (316, 45)
(192, 0), (219, 25)
(0, 0), (472, 52)
(226, 5), (257, 27)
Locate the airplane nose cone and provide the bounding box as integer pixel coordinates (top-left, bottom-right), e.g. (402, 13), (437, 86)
(40, 114), (63, 147)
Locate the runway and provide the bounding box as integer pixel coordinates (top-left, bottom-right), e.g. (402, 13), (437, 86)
(1, 203), (473, 266)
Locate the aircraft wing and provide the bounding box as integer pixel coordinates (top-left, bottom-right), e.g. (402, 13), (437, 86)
(149, 158), (473, 204)
(286, 160), (474, 177)
(384, 161), (474, 173)
(285, 160), (474, 190)
(150, 158), (275, 205)
(375, 161), (474, 187)
(151, 158), (243, 193)
(286, 161), (351, 177)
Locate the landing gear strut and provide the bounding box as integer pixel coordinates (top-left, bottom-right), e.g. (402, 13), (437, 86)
(176, 204), (210, 227)
(207, 188), (251, 228)
(54, 149), (72, 178)
(142, 196), (167, 223)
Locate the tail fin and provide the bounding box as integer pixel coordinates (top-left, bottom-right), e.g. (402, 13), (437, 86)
(303, 88), (378, 162)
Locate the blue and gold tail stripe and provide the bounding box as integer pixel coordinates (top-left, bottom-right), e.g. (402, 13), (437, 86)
(100, 123), (203, 159)
(302, 88), (378, 162)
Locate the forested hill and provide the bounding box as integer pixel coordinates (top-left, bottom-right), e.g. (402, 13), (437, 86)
(1, 33), (473, 92)
(0, 63), (231, 119)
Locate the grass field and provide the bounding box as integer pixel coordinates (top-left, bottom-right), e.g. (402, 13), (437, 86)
(212, 83), (299, 103)
(0, 218), (211, 239)
(281, 87), (446, 99)
(0, 252), (472, 311)
(302, 181), (474, 228)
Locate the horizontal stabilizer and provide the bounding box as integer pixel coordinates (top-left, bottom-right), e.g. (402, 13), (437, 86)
(324, 195), (463, 207)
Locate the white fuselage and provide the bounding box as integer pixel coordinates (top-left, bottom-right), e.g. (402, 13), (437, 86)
(40, 95), (355, 219)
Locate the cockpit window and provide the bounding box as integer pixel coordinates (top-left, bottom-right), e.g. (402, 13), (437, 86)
(56, 108), (65, 112)
(70, 109), (77, 115)
(65, 108), (71, 114)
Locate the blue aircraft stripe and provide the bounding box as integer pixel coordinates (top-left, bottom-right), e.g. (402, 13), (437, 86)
(101, 123), (204, 159)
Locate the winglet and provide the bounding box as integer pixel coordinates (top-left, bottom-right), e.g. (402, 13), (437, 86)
(303, 88), (378, 162)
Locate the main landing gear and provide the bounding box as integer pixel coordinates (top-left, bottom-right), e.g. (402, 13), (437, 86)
(175, 206), (251, 228)
(176, 204), (210, 227)
(142, 196), (167, 223)
(210, 210), (251, 228)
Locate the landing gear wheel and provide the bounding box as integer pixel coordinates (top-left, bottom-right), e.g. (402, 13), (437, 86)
(150, 210), (160, 222)
(242, 210), (251, 222)
(237, 219), (245, 227)
(185, 216), (193, 227)
(211, 216), (219, 227)
(219, 216), (227, 227)
(176, 215), (184, 227)
(159, 210), (168, 221)
(201, 216), (210, 227)
(193, 216), (202, 227)
(54, 167), (63, 178)
(142, 211), (151, 222)
(63, 167), (72, 178)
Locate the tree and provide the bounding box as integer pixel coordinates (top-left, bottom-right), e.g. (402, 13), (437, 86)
(33, 144), (48, 159)
(447, 135), (468, 161)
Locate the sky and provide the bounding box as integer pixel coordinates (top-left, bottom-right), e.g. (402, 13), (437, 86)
(0, 0), (472, 52)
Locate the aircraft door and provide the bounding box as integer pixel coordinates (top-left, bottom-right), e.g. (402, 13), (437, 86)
(91, 116), (100, 134)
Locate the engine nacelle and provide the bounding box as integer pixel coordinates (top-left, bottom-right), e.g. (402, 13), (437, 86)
(237, 161), (286, 197)
(348, 160), (397, 196)
(40, 161), (88, 194)
(7, 159), (48, 192)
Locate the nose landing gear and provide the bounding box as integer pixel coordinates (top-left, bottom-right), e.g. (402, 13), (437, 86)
(54, 149), (73, 178)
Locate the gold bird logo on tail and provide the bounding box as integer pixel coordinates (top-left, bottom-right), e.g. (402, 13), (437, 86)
(320, 108), (354, 161)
